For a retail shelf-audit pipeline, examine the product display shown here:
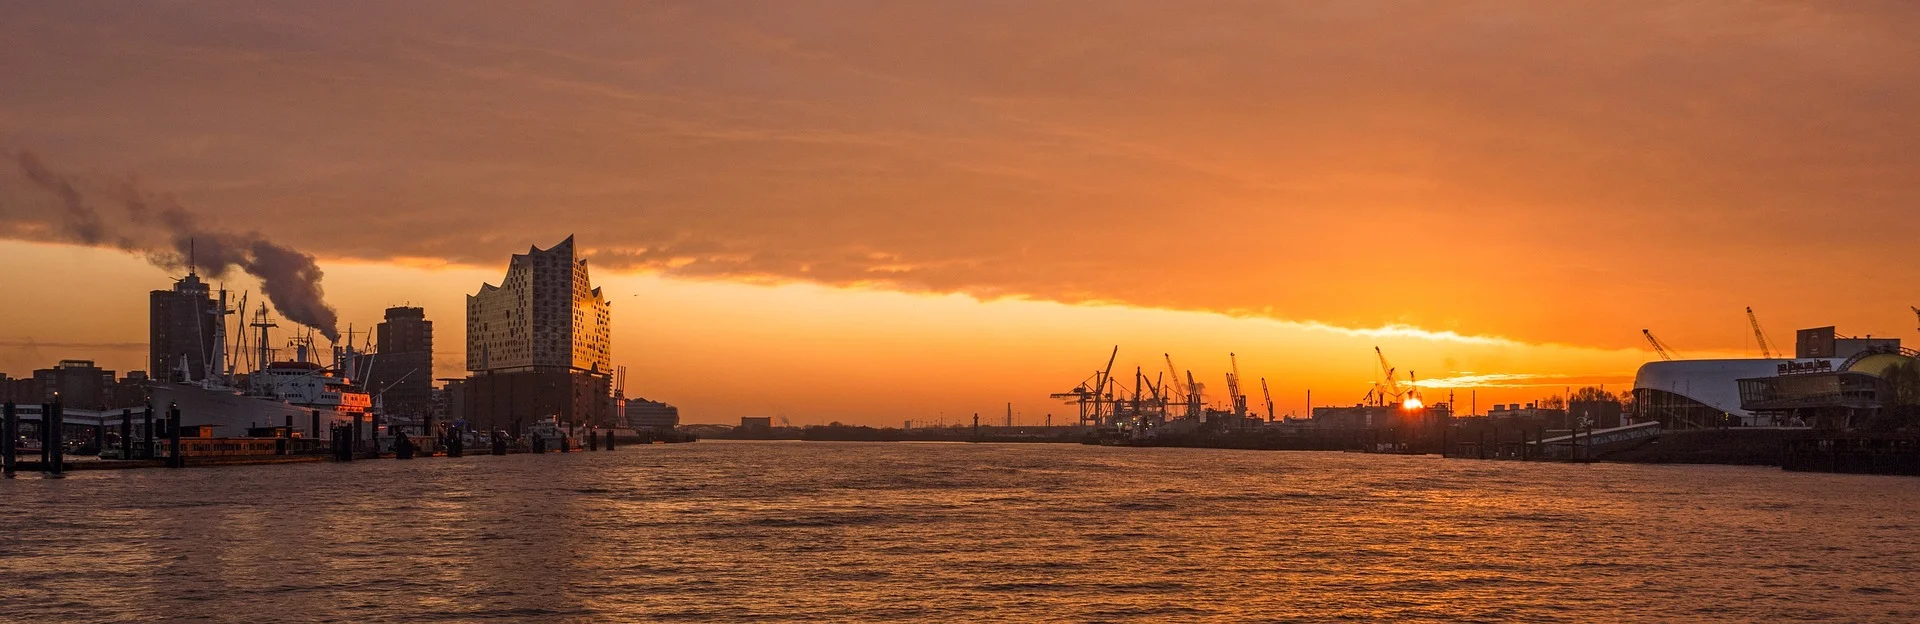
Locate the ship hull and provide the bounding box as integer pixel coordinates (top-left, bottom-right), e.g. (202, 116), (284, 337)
(149, 384), (356, 440)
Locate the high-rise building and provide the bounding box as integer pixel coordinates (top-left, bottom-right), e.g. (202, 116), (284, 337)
(460, 236), (615, 432)
(366, 306), (434, 419)
(149, 271), (220, 382)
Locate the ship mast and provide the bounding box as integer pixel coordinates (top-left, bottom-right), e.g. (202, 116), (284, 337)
(251, 303), (276, 380)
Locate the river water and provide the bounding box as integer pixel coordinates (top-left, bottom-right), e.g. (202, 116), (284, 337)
(2, 441), (1918, 622)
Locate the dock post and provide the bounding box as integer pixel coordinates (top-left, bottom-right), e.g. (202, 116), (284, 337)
(168, 404), (184, 468)
(3, 402), (16, 478)
(142, 405), (155, 459)
(605, 430), (615, 451)
(353, 413), (365, 458)
(120, 409), (132, 460)
(39, 403), (51, 467)
(48, 400), (64, 476)
(311, 410), (320, 441)
(93, 411), (104, 457)
(588, 427), (599, 451)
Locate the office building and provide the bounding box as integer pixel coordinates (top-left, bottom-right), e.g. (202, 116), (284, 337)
(149, 271), (220, 382)
(366, 306), (434, 418)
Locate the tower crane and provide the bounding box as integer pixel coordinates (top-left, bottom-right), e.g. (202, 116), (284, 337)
(1260, 377), (1275, 422)
(1746, 307), (1776, 358)
(1910, 306), (1919, 333)
(1642, 329), (1679, 361)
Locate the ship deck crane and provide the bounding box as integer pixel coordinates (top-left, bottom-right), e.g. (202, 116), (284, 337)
(1642, 329), (1679, 361)
(1746, 307), (1776, 358)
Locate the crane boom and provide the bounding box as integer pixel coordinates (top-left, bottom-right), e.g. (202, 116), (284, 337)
(1374, 346), (1402, 405)
(1097, 346), (1119, 416)
(1911, 306), (1919, 333)
(1185, 370), (1202, 419)
(1642, 329), (1678, 361)
(1746, 307), (1775, 358)
(1163, 353), (1186, 403)
(1260, 377), (1274, 421)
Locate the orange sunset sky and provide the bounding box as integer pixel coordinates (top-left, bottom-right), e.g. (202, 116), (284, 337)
(3, 2), (1918, 425)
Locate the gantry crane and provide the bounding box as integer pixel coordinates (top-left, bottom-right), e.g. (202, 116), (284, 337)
(1642, 329), (1679, 361)
(1052, 346), (1121, 427)
(1746, 307), (1776, 358)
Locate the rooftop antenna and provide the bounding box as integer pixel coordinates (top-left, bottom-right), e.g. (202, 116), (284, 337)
(187, 238), (197, 277)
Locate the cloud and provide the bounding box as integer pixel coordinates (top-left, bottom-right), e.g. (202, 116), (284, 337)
(3, 1), (1918, 349)
(1411, 372), (1633, 389)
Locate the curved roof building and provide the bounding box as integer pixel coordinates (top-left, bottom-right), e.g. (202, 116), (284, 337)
(1635, 349), (1917, 429)
(1632, 359), (1836, 428)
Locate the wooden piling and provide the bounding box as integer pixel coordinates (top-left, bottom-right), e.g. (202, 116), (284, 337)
(143, 405), (156, 460)
(120, 409), (132, 460)
(3, 402), (16, 478)
(605, 430), (615, 451)
(167, 404), (184, 468)
(48, 401), (64, 475)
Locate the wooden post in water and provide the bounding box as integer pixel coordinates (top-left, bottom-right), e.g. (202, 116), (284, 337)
(167, 404), (184, 468)
(120, 409), (132, 460)
(588, 427), (598, 451)
(606, 430), (615, 452)
(142, 405), (155, 460)
(48, 400), (64, 476)
(3, 402), (16, 478)
(39, 402), (51, 467)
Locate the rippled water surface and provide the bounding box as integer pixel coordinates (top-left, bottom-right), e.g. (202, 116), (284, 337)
(4, 441), (1920, 622)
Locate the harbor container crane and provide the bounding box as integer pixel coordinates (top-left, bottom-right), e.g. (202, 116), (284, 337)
(1746, 307), (1776, 358)
(1642, 329), (1679, 361)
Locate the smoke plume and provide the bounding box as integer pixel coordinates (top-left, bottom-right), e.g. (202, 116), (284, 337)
(17, 151), (108, 246)
(12, 151), (341, 341)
